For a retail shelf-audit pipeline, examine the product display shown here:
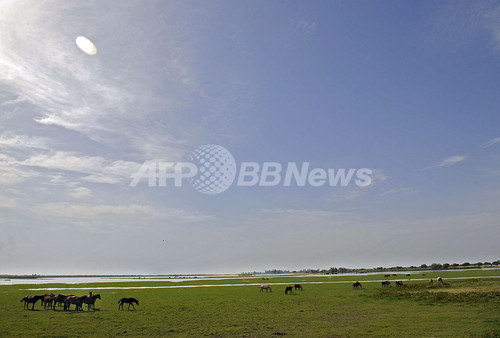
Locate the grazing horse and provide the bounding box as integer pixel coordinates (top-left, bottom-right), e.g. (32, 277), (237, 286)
(83, 294), (101, 311)
(284, 286), (293, 295)
(406, 274), (411, 277)
(437, 277), (444, 285)
(64, 295), (88, 311)
(118, 297), (139, 310)
(43, 293), (56, 309)
(395, 281), (403, 286)
(352, 281), (362, 289)
(20, 296), (30, 309)
(381, 281), (391, 287)
(384, 274), (390, 277)
(21, 295), (44, 310)
(294, 284), (303, 291)
(260, 285), (272, 292)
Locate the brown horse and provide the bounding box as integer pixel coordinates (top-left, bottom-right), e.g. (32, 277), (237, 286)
(352, 281), (362, 289)
(42, 293), (56, 309)
(284, 286), (293, 294)
(118, 297), (139, 310)
(395, 281), (403, 286)
(53, 294), (72, 309)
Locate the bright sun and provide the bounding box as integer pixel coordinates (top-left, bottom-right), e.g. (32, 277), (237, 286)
(75, 36), (97, 55)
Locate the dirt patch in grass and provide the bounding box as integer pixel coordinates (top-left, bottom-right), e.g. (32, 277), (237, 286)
(427, 286), (500, 294)
(375, 279), (500, 306)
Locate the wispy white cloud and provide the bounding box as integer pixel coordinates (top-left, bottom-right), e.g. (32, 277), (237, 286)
(0, 95), (27, 106)
(68, 186), (92, 199)
(482, 136), (500, 149)
(47, 174), (69, 185)
(378, 187), (419, 197)
(0, 132), (144, 186)
(34, 115), (88, 133)
(437, 155), (467, 167)
(327, 169), (388, 202)
(19, 151), (141, 185)
(371, 170), (389, 184)
(0, 154), (39, 185)
(38, 203), (153, 219)
(0, 132), (53, 150)
(482, 3), (500, 50)
(294, 20), (317, 34)
(36, 202), (213, 224)
(0, 194), (17, 208)
(431, 2), (500, 56)
(261, 208), (342, 218)
(329, 188), (367, 202)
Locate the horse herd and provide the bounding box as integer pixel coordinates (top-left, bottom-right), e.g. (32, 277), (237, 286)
(21, 277), (447, 311)
(353, 277), (445, 289)
(20, 293), (139, 311)
(262, 277), (447, 294)
(259, 284), (303, 294)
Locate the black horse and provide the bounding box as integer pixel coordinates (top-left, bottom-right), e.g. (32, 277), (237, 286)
(83, 294), (101, 311)
(21, 295), (44, 310)
(118, 297), (139, 310)
(294, 284), (303, 291)
(352, 281), (362, 289)
(381, 280), (391, 287)
(284, 286), (293, 295)
(64, 295), (88, 311)
(53, 294), (72, 309)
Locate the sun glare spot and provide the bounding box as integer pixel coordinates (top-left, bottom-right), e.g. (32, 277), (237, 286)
(75, 36), (97, 55)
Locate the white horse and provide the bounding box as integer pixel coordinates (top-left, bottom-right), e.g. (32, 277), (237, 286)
(260, 285), (272, 292)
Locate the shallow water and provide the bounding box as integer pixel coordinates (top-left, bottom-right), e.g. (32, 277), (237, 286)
(3, 268), (497, 286)
(0, 275), (233, 286)
(19, 275), (500, 291)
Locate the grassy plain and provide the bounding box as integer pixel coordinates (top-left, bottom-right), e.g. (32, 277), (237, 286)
(1, 269), (498, 337)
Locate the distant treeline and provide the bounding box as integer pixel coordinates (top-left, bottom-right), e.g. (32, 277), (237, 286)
(240, 260), (500, 275)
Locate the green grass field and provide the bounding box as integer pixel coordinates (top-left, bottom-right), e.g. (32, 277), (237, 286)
(1, 270), (499, 337)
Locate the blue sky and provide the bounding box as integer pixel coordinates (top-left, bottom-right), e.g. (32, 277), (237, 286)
(0, 0), (499, 274)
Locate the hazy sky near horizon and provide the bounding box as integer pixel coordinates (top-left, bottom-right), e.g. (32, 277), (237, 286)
(0, 0), (499, 274)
